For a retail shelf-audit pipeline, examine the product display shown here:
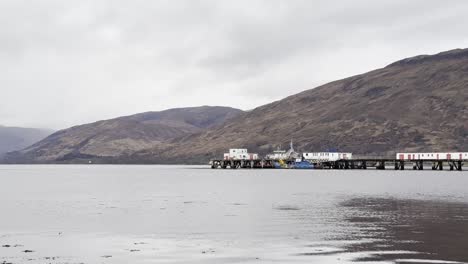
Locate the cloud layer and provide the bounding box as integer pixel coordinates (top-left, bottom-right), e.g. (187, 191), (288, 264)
(2, 0), (468, 129)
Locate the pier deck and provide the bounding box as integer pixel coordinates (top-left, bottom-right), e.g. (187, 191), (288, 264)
(210, 158), (466, 171)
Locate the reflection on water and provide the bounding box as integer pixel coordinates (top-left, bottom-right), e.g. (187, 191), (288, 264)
(338, 197), (468, 263)
(0, 166), (468, 263)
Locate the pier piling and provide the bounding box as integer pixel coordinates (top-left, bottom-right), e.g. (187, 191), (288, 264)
(210, 157), (465, 171)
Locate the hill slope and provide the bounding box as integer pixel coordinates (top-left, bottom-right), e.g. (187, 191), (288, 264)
(4, 49), (468, 164)
(0, 126), (52, 155)
(131, 48), (468, 163)
(3, 106), (242, 162)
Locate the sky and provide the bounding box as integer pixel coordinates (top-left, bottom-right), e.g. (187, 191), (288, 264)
(2, 0), (468, 130)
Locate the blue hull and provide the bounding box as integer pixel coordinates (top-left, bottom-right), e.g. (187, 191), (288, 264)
(292, 161), (314, 169)
(273, 162), (283, 169)
(273, 161), (314, 169)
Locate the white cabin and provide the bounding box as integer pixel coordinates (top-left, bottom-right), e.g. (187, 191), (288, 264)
(303, 152), (352, 162)
(224, 149), (258, 160)
(267, 149), (288, 160)
(396, 152), (468, 160)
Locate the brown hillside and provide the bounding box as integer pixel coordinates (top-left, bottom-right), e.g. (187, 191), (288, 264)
(4, 106), (242, 162)
(3, 49), (468, 164)
(132, 49), (468, 163)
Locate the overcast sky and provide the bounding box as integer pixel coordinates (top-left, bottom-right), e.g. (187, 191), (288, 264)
(2, 0), (468, 129)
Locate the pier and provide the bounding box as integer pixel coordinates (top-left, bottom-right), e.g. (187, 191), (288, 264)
(212, 148), (467, 171)
(210, 158), (466, 171)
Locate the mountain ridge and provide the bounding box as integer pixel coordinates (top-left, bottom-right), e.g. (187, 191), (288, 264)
(2, 106), (242, 163)
(127, 48), (468, 163)
(387, 48), (468, 67)
(2, 48), (468, 164)
(0, 126), (53, 155)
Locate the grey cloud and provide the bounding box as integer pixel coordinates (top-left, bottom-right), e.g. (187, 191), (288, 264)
(1, 0), (468, 129)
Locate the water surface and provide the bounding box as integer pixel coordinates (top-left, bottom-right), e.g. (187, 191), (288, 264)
(0, 165), (467, 263)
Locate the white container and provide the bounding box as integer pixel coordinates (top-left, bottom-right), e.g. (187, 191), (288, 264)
(224, 149), (259, 160)
(303, 152), (352, 162)
(396, 152), (468, 160)
(450, 152), (468, 160)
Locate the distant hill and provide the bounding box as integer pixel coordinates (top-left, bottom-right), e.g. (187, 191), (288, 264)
(0, 126), (52, 156)
(3, 48), (468, 164)
(128, 48), (468, 163)
(2, 106), (242, 163)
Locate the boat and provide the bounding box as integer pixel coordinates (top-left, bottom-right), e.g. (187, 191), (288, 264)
(266, 140), (300, 160)
(292, 160), (314, 169)
(273, 159), (289, 169)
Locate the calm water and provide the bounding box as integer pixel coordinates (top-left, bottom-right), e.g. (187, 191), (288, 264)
(0, 165), (468, 264)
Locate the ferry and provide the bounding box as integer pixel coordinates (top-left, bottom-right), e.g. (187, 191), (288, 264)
(268, 141), (314, 169)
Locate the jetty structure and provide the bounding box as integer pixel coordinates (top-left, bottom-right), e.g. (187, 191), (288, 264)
(210, 147), (467, 171)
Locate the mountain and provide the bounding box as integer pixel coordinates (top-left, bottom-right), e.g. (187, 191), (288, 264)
(2, 106), (242, 163)
(128, 48), (468, 163)
(4, 48), (468, 164)
(0, 126), (52, 156)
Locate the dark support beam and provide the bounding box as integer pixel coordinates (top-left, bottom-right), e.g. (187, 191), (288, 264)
(413, 161), (423, 170)
(333, 162), (340, 169)
(395, 161), (405, 170)
(377, 161), (386, 170)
